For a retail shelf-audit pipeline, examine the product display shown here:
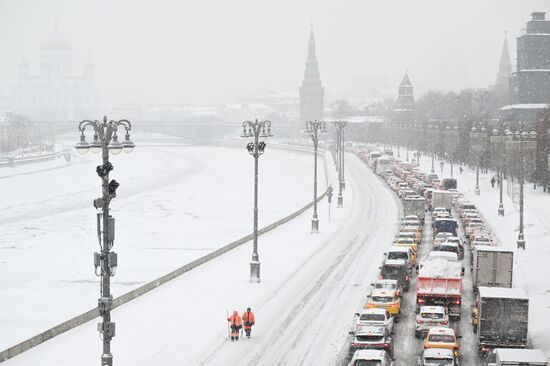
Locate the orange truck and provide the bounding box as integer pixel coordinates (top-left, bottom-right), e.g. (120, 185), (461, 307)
(416, 258), (463, 320)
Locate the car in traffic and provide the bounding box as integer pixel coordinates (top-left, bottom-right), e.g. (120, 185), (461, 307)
(433, 232), (454, 248)
(423, 327), (460, 356)
(348, 349), (395, 366)
(415, 306), (449, 338)
(436, 242), (463, 260)
(387, 246), (415, 268)
(432, 207), (448, 220)
(366, 288), (402, 320)
(417, 348), (459, 366)
(349, 325), (394, 356)
(355, 308), (394, 333)
(401, 225), (422, 243)
(370, 279), (402, 296)
(380, 259), (411, 292)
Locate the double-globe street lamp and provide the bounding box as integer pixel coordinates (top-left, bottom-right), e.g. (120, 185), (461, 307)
(492, 126), (508, 216)
(74, 116), (135, 366)
(334, 120), (347, 207)
(305, 120), (326, 233)
(471, 126), (486, 196)
(241, 119), (272, 283)
(508, 125), (537, 249)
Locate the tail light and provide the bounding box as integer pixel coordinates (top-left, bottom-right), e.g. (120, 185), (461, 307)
(418, 299), (426, 303)
(367, 303), (375, 308)
(383, 343), (390, 349)
(417, 320), (424, 324)
(481, 346), (489, 353)
(440, 320), (448, 325)
(452, 300), (461, 305)
(389, 303), (398, 308)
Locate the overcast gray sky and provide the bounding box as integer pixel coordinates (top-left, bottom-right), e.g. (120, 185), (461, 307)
(0, 0), (548, 105)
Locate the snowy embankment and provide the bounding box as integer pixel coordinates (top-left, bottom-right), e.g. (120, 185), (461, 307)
(2, 153), (399, 365)
(412, 151), (550, 356)
(0, 142), (326, 353)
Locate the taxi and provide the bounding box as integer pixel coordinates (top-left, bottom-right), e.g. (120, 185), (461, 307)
(365, 289), (401, 321)
(401, 225), (422, 243)
(394, 237), (418, 254)
(423, 327), (460, 356)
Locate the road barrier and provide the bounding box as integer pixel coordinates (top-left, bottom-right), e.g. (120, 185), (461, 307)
(0, 146), (331, 362)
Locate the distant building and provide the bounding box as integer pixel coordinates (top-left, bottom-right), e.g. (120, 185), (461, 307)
(11, 24), (99, 122)
(299, 27), (324, 126)
(392, 72), (415, 124)
(503, 12), (550, 122)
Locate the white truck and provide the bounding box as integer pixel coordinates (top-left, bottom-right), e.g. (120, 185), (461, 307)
(495, 348), (548, 366)
(376, 156), (392, 175)
(431, 190), (453, 212)
(403, 197), (426, 223)
(473, 245), (513, 292)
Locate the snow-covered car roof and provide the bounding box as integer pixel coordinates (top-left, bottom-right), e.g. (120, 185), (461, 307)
(388, 246), (410, 253)
(350, 349), (387, 360)
(427, 327), (455, 336)
(419, 306), (446, 314)
(438, 242), (459, 249)
(360, 308), (387, 316)
(371, 288), (397, 297)
(423, 347), (455, 358)
(384, 259), (407, 266)
(355, 325), (386, 336)
(373, 279), (398, 285)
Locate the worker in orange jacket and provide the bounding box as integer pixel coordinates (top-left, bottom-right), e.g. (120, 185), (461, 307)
(242, 307), (255, 338)
(227, 310), (242, 341)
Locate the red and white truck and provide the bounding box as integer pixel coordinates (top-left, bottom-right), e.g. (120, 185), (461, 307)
(416, 258), (463, 320)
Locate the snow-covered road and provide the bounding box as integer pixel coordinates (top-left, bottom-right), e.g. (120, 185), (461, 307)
(0, 140), (324, 352)
(3, 153), (399, 365)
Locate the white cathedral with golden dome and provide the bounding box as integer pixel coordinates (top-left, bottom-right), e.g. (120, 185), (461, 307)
(11, 23), (99, 121)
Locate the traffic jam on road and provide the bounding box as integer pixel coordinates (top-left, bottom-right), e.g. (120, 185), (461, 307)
(344, 147), (547, 366)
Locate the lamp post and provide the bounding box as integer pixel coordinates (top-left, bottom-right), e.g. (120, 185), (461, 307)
(429, 125), (435, 173)
(74, 116), (135, 366)
(241, 119), (272, 282)
(306, 120), (326, 233)
(471, 126), (481, 196)
(334, 120), (347, 207)
(510, 125), (537, 249)
(493, 127), (507, 216)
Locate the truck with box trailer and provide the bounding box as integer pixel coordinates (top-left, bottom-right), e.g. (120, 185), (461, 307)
(403, 196), (426, 223)
(472, 245), (514, 292)
(376, 157), (392, 175)
(431, 190), (453, 212)
(474, 287), (529, 355)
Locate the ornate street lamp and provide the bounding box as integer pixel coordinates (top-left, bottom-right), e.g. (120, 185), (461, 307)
(75, 116), (134, 366)
(334, 121), (347, 207)
(471, 126), (481, 196)
(305, 120), (326, 233)
(241, 119), (272, 282)
(493, 126), (507, 216)
(509, 124), (537, 249)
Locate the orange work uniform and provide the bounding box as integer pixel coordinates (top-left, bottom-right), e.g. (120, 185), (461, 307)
(228, 311), (242, 341)
(242, 310), (255, 338)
